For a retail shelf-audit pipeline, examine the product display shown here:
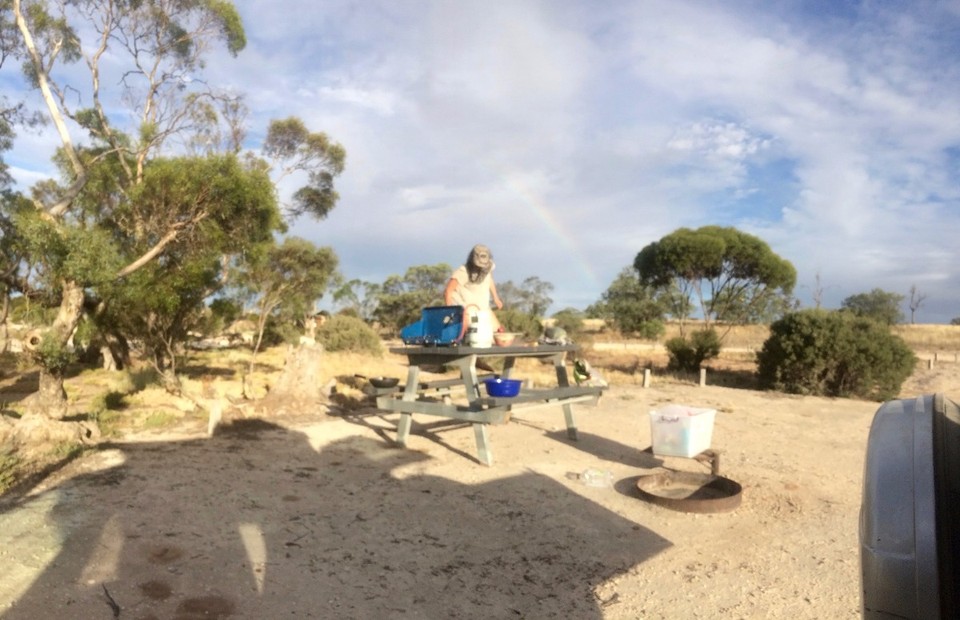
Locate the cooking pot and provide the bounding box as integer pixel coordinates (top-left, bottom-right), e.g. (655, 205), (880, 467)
(356, 374), (400, 389)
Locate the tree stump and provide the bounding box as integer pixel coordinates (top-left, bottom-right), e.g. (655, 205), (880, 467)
(256, 342), (330, 417)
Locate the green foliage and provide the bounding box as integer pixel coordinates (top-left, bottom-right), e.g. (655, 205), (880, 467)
(952, 317), (960, 326)
(0, 445), (22, 494)
(48, 440), (83, 460)
(316, 314), (383, 355)
(90, 390), (127, 416)
(203, 297), (243, 335)
(497, 276), (554, 317)
(497, 308), (543, 337)
(552, 308), (585, 336)
(264, 118), (346, 219)
(664, 328), (721, 372)
(260, 314), (299, 347)
(234, 236), (338, 354)
(374, 263), (450, 333)
(34, 331), (75, 373)
(143, 411), (178, 429)
(756, 309), (917, 401)
(635, 226), (796, 329)
(12, 209), (124, 288)
(712, 286), (797, 324)
(9, 296), (56, 325)
(98, 154), (283, 376)
(588, 267), (666, 338)
(841, 288), (905, 325)
(330, 277), (380, 321)
(206, 0), (247, 55)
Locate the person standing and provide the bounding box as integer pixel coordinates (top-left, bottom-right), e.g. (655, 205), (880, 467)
(444, 244), (503, 331)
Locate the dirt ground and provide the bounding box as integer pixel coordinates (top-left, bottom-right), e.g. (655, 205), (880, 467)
(0, 354), (958, 619)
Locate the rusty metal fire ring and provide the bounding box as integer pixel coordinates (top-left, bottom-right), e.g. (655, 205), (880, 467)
(635, 470), (742, 513)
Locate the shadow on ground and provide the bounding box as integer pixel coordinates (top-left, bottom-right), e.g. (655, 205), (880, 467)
(0, 418), (671, 619)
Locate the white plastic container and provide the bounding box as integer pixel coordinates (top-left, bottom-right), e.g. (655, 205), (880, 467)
(649, 405), (716, 458)
(465, 306), (494, 347)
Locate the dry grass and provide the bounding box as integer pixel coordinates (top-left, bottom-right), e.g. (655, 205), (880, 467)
(892, 324), (960, 353)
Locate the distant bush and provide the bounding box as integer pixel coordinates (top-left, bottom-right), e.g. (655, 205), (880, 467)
(317, 315), (383, 355)
(497, 309), (543, 338)
(552, 308), (585, 336)
(665, 328), (721, 372)
(757, 309), (916, 401)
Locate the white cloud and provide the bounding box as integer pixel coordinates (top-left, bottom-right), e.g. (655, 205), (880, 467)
(6, 0), (960, 321)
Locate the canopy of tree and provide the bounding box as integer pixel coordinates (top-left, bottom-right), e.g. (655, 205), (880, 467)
(0, 0), (346, 413)
(841, 288), (905, 325)
(634, 226), (796, 331)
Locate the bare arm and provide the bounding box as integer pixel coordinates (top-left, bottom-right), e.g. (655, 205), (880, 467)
(490, 278), (502, 309)
(444, 278), (459, 305)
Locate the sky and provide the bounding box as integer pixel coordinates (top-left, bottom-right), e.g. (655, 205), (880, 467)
(7, 0), (960, 323)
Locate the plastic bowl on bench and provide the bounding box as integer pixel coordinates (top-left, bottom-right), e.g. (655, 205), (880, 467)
(484, 377), (522, 397)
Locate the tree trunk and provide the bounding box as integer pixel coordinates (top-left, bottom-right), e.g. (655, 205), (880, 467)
(254, 343), (328, 417)
(32, 281), (85, 419)
(99, 331), (131, 371)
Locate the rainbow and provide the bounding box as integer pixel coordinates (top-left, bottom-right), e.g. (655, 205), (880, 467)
(501, 174), (603, 290)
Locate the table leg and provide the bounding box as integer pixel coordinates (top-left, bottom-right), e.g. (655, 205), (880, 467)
(402, 366), (422, 401)
(454, 355), (483, 401)
(501, 356), (516, 378)
(396, 413), (413, 446)
(473, 423), (493, 466)
(551, 351), (578, 439)
(562, 404), (578, 440)
(395, 366), (421, 446)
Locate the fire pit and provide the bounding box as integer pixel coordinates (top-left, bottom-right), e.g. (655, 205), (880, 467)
(635, 470), (742, 513)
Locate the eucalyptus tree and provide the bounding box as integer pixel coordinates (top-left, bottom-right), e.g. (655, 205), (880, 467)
(497, 276), (554, 318)
(373, 263), (450, 333)
(840, 288), (905, 325)
(635, 226), (796, 337)
(3, 1), (345, 416)
(92, 155), (283, 391)
(234, 236), (338, 386)
(587, 267), (666, 338)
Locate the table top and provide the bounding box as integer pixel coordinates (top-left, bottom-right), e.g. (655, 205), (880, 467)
(389, 343), (578, 358)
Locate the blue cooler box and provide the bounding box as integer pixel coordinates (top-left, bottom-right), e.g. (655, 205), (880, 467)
(401, 306), (464, 345)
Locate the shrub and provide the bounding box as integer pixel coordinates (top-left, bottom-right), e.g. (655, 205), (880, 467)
(756, 309), (916, 401)
(0, 447), (21, 494)
(34, 332), (76, 374)
(665, 328), (721, 372)
(317, 315), (383, 355)
(260, 315), (299, 347)
(497, 309), (543, 338)
(552, 308), (585, 337)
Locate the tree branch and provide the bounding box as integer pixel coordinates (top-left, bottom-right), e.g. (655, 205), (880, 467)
(13, 0), (85, 182)
(115, 213), (209, 278)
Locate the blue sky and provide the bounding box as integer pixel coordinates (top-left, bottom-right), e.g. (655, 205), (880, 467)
(8, 0), (960, 322)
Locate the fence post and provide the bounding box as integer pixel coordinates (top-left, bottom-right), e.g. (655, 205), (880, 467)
(699, 368), (707, 387)
(642, 368), (651, 388)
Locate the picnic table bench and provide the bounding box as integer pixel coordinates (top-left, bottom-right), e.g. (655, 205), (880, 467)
(376, 343), (603, 465)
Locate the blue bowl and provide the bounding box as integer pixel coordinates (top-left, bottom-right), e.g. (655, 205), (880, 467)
(484, 377), (522, 397)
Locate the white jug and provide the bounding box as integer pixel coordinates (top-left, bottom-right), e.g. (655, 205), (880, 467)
(465, 305), (494, 347)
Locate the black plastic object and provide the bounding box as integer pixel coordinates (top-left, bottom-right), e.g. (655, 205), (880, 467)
(860, 393), (960, 619)
(368, 377), (399, 389)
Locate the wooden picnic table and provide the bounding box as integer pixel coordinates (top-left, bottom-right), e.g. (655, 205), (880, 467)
(376, 343), (603, 465)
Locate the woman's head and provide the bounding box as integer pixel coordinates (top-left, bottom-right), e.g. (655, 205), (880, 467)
(466, 244), (492, 282)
